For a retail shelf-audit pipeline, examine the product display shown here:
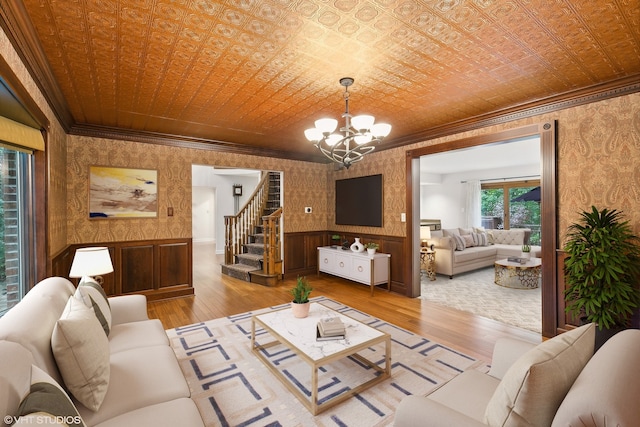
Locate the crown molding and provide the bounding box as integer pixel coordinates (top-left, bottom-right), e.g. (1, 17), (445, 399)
(384, 75), (640, 150)
(68, 124), (327, 163)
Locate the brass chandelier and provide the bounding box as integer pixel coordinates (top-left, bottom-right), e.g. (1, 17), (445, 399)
(304, 77), (391, 169)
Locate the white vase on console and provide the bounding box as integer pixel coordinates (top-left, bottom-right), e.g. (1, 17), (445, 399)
(350, 238), (365, 253)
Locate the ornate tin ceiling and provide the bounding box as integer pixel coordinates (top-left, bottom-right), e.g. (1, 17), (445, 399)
(9, 0), (640, 161)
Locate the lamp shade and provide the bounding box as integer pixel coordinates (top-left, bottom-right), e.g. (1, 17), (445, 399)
(314, 118), (338, 134)
(420, 226), (432, 241)
(69, 247), (113, 278)
(351, 115), (375, 131)
(370, 123), (392, 138)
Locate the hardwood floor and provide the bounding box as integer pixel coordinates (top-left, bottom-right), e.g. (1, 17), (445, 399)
(147, 243), (541, 362)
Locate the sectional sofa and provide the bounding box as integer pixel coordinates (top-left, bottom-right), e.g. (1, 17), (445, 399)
(0, 277), (204, 426)
(427, 228), (541, 278)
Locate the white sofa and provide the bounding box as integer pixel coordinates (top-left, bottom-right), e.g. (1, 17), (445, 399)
(428, 228), (541, 278)
(0, 277), (204, 427)
(394, 323), (640, 426)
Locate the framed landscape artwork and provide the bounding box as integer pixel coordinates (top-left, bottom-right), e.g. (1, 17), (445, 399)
(89, 166), (158, 218)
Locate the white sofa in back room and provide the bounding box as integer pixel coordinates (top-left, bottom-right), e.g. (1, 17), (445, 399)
(427, 228), (541, 278)
(0, 277), (204, 427)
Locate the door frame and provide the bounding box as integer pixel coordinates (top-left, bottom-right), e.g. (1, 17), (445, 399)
(405, 122), (558, 338)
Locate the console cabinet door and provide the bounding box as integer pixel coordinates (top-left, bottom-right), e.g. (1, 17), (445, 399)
(351, 257), (372, 283)
(318, 249), (336, 274)
(334, 253), (352, 278)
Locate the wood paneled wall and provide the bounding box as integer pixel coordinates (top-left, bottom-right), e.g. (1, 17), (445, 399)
(51, 238), (193, 301)
(284, 231), (407, 294)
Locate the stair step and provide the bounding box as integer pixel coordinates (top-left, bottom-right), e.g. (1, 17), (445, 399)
(244, 243), (265, 255)
(221, 263), (259, 282)
(236, 253), (262, 269)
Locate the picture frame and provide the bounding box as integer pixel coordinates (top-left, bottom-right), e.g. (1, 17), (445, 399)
(89, 166), (158, 218)
(233, 184), (242, 196)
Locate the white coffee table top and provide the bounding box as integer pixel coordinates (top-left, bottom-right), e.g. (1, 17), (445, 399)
(253, 303), (385, 361)
(495, 257), (542, 268)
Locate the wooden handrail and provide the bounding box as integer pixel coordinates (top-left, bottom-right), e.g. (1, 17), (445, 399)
(262, 207), (283, 276)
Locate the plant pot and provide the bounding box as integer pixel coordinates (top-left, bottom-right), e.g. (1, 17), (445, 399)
(521, 252), (531, 259)
(367, 248), (377, 256)
(291, 301), (310, 318)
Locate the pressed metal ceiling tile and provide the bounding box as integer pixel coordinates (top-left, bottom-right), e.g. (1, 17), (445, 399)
(14, 0), (640, 158)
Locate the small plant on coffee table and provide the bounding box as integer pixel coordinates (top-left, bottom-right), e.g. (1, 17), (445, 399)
(290, 276), (313, 318)
(290, 276), (312, 304)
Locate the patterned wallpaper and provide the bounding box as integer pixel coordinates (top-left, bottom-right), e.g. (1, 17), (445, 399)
(66, 136), (329, 243)
(66, 92), (640, 245)
(326, 92), (640, 244)
(1, 27), (68, 255)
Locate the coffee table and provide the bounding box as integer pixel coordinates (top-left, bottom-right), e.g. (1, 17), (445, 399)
(250, 303), (391, 415)
(494, 258), (542, 289)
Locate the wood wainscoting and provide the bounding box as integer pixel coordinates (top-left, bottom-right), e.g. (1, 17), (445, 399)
(283, 231), (407, 295)
(51, 238), (193, 301)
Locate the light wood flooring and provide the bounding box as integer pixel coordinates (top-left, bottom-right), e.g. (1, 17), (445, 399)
(147, 243), (541, 362)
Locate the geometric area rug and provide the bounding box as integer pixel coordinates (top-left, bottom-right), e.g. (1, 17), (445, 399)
(167, 296), (488, 426)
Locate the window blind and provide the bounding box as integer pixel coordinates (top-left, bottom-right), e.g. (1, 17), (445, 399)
(0, 115), (45, 152)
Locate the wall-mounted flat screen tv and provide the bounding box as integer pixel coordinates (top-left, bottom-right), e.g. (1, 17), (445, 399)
(335, 174), (383, 227)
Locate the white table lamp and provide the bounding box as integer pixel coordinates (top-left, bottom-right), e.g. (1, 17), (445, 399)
(69, 247), (113, 285)
(420, 227), (434, 250)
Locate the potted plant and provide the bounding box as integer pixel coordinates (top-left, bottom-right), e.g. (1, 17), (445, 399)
(365, 242), (379, 255)
(564, 206), (640, 346)
(290, 276), (313, 318)
(330, 234), (341, 247)
(521, 244), (531, 259)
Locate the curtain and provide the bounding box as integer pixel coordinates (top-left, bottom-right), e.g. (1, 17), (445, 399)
(465, 180), (481, 228)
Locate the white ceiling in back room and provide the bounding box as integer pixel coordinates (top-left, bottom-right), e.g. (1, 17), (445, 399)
(420, 136), (541, 184)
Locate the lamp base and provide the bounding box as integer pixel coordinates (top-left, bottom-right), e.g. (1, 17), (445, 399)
(78, 275), (102, 286)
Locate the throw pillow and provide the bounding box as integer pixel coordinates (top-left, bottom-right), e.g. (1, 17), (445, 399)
(462, 234), (474, 247)
(484, 323), (595, 427)
(16, 383), (85, 426)
(452, 234), (466, 251)
(472, 232), (488, 246)
(51, 296), (110, 412)
(442, 228), (460, 237)
(13, 365), (86, 426)
(75, 280), (111, 336)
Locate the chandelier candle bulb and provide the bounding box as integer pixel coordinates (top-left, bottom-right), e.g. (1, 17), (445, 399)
(304, 77), (391, 169)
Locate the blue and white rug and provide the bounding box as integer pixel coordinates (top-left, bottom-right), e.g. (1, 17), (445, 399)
(167, 297), (488, 426)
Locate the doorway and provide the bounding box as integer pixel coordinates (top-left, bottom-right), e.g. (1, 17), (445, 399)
(407, 122), (558, 337)
(418, 136), (541, 333)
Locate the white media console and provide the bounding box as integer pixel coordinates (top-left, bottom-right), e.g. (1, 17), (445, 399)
(317, 246), (391, 296)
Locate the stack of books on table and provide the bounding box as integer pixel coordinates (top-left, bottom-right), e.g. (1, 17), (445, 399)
(316, 317), (346, 341)
(507, 256), (527, 264)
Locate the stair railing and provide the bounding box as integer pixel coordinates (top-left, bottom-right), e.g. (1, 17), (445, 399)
(262, 207), (283, 276)
(224, 173), (271, 265)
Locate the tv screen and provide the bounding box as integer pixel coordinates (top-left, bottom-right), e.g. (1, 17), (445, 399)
(335, 174), (383, 227)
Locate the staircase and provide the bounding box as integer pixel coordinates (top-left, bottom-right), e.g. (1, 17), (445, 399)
(221, 171), (283, 286)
